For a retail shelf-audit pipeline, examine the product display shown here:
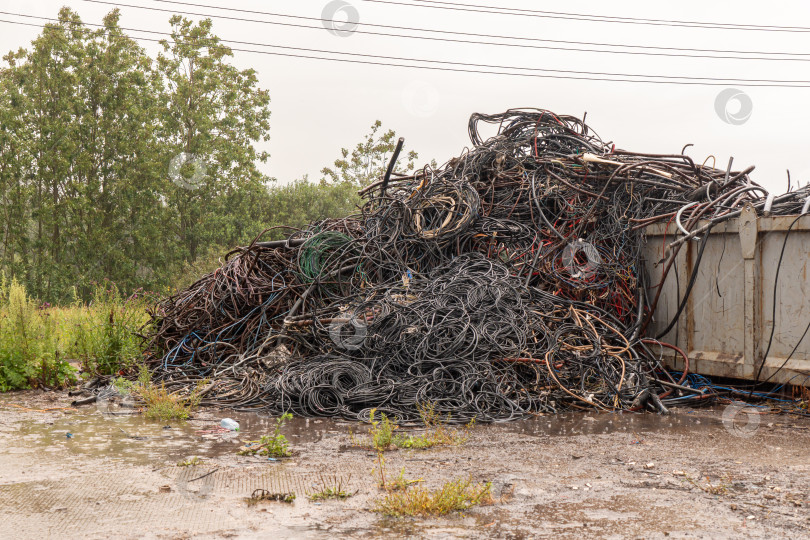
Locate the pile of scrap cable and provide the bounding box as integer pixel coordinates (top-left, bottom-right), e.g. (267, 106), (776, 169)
(143, 108), (810, 423)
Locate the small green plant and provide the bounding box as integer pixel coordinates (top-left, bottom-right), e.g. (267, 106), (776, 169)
(307, 473), (354, 501)
(372, 477), (492, 517)
(370, 409), (396, 450)
(392, 403), (475, 450)
(239, 413), (293, 457)
(352, 408), (398, 451)
(372, 451), (422, 491)
(245, 488), (295, 506)
(178, 456), (204, 467)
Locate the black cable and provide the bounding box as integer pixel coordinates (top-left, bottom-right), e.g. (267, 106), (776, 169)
(7, 15), (810, 87)
(655, 223), (716, 339)
(366, 0), (810, 33)
(100, 1), (810, 61)
(752, 214), (804, 387)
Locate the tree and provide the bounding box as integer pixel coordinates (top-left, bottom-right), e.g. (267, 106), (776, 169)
(156, 16), (272, 263)
(321, 120), (421, 186)
(3, 8), (167, 300)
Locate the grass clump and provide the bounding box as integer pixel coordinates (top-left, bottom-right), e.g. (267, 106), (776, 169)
(239, 413), (293, 457)
(393, 403), (475, 449)
(135, 368), (203, 421)
(372, 477), (492, 517)
(178, 456), (204, 467)
(307, 473), (355, 501)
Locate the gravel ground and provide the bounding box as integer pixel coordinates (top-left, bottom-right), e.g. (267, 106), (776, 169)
(1, 390), (809, 539)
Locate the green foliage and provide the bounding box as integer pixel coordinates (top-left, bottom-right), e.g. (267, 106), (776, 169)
(239, 412), (293, 457)
(264, 178), (361, 239)
(392, 403), (475, 449)
(321, 120), (421, 186)
(156, 15), (272, 265)
(0, 8), (272, 303)
(307, 474), (354, 501)
(135, 374), (202, 421)
(353, 405), (474, 451)
(366, 409), (397, 451)
(372, 477), (492, 517)
(0, 273), (152, 390)
(71, 282), (151, 375)
(178, 456), (204, 467)
(0, 8), (424, 306)
(0, 276), (76, 390)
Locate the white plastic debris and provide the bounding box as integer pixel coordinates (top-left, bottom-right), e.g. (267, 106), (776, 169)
(220, 418), (240, 431)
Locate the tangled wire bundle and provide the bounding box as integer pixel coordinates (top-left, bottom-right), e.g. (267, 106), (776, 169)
(144, 108), (810, 423)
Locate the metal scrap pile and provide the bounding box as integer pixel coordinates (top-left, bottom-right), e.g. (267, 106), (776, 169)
(144, 109), (810, 423)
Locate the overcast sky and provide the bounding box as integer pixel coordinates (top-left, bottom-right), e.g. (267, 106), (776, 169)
(1, 0), (809, 193)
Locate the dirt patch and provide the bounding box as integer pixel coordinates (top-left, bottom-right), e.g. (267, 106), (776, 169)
(1, 390), (809, 538)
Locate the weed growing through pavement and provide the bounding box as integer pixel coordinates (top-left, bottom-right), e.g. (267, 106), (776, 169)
(372, 451), (423, 491)
(393, 403), (475, 449)
(352, 404), (475, 451)
(239, 412), (293, 457)
(134, 368), (204, 421)
(307, 473), (355, 501)
(371, 476), (492, 517)
(351, 408), (396, 451)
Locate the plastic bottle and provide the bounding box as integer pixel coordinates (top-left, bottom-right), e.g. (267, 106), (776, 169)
(220, 418), (240, 431)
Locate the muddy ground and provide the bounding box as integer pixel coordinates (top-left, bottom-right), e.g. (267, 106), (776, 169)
(1, 391), (809, 539)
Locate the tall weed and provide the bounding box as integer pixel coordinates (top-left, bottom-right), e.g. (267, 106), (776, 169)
(0, 275), (150, 390)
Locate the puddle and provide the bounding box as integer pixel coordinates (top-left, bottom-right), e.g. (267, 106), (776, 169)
(10, 412), (348, 465)
(5, 406), (724, 468)
(485, 409), (720, 438)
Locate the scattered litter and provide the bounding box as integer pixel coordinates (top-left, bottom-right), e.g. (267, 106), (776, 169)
(220, 418), (240, 431)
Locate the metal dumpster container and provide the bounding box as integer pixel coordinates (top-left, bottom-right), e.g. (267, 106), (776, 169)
(643, 205), (810, 386)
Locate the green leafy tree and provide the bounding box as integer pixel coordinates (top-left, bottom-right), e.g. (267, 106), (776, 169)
(156, 16), (272, 263)
(68, 9), (167, 298)
(321, 120), (421, 186)
(0, 49), (30, 283)
(0, 8), (166, 300)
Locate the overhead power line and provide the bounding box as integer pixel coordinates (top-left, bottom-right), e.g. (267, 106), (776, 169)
(2, 14), (810, 87)
(83, 0), (810, 62)
(364, 0), (810, 33)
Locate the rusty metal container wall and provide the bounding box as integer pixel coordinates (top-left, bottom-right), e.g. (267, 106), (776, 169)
(642, 208), (810, 386)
